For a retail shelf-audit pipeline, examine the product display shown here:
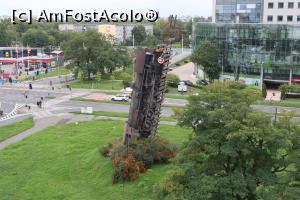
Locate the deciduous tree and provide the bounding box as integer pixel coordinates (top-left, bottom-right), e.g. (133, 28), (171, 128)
(192, 41), (220, 82)
(157, 82), (300, 200)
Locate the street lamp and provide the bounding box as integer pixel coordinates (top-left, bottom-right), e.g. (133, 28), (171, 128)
(260, 62), (264, 90)
(132, 34), (135, 49)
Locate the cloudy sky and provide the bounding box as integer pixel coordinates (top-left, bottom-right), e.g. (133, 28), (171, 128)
(0, 0), (212, 18)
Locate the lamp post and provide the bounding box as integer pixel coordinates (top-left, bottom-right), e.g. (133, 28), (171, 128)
(260, 62), (264, 90)
(132, 34), (135, 49)
(181, 34), (184, 54)
(219, 55), (224, 82)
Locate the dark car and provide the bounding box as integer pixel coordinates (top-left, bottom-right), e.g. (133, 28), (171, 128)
(180, 80), (194, 86)
(196, 80), (209, 86)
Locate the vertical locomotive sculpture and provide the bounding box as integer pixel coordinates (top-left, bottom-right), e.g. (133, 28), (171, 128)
(124, 46), (171, 141)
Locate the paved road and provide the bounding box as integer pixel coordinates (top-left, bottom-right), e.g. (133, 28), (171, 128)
(57, 100), (174, 116)
(170, 49), (192, 64)
(0, 87), (66, 105)
(169, 62), (197, 83)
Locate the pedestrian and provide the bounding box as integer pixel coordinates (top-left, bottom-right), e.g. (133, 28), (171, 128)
(29, 83), (32, 90)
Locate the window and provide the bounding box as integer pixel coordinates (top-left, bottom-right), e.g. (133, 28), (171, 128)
(278, 2), (284, 8)
(288, 2), (294, 8)
(287, 16), (293, 21)
(297, 16), (300, 22)
(267, 15), (273, 22)
(278, 16), (283, 22)
(268, 2), (274, 8)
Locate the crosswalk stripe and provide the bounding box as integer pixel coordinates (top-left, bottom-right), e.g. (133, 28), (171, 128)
(0, 104), (25, 121)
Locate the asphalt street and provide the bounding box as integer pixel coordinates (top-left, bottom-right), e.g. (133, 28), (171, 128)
(57, 100), (174, 116)
(0, 87), (65, 105)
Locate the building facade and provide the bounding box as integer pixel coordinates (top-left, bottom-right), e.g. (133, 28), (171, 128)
(192, 22), (300, 85)
(98, 24), (153, 43)
(59, 23), (153, 44)
(212, 0), (263, 23)
(213, 0), (300, 24)
(58, 23), (99, 32)
(263, 0), (300, 24)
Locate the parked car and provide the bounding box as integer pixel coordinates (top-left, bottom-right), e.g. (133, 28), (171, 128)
(196, 79), (209, 86)
(111, 94), (130, 102)
(182, 80), (194, 86)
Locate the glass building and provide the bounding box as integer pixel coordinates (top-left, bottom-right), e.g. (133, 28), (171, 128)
(192, 22), (300, 84)
(214, 0), (263, 23)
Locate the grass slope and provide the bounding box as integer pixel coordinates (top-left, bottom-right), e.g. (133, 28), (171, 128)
(0, 120), (191, 200)
(0, 118), (34, 142)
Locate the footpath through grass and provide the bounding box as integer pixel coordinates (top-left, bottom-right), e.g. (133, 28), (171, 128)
(0, 117), (34, 142)
(0, 120), (191, 200)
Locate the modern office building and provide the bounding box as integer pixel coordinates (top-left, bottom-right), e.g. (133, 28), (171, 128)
(212, 0), (263, 23)
(213, 0), (300, 24)
(192, 22), (300, 85)
(263, 0), (300, 24)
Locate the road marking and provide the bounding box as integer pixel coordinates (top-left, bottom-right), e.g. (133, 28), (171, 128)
(0, 104), (25, 122)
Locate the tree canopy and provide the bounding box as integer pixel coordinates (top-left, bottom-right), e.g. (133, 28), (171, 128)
(192, 41), (221, 82)
(22, 29), (54, 47)
(157, 82), (300, 200)
(62, 30), (131, 79)
(132, 25), (147, 45)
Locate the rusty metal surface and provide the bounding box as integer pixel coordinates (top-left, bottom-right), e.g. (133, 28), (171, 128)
(124, 46), (171, 141)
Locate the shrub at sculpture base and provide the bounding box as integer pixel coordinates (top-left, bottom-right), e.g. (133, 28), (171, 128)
(101, 136), (177, 183)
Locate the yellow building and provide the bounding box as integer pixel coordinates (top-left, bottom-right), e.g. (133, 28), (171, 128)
(98, 24), (117, 39)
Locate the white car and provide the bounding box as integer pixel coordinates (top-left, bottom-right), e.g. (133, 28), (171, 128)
(111, 94), (130, 102)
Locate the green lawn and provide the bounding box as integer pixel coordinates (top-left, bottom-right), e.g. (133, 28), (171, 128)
(255, 99), (300, 108)
(0, 120), (191, 200)
(45, 96), (56, 100)
(223, 72), (260, 79)
(24, 67), (71, 81)
(70, 80), (124, 90)
(70, 98), (129, 105)
(165, 94), (190, 100)
(71, 111), (177, 122)
(0, 118), (34, 142)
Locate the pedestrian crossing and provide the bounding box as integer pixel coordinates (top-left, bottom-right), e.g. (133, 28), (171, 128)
(0, 104), (25, 121)
(0, 91), (89, 122)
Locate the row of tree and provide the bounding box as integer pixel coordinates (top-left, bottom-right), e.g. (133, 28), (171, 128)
(0, 16), (211, 48)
